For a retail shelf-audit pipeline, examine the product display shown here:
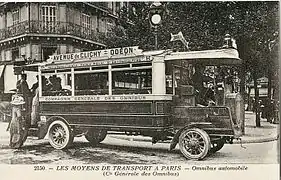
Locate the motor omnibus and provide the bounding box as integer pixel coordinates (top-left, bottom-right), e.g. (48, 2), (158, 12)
(10, 46), (244, 160)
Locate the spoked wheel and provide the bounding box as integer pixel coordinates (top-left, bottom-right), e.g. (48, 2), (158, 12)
(85, 129), (107, 145)
(179, 128), (211, 160)
(48, 120), (73, 149)
(209, 139), (225, 154)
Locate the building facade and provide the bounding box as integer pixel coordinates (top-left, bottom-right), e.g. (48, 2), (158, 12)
(0, 2), (130, 99)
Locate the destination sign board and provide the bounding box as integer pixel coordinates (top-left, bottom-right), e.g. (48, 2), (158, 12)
(42, 55), (153, 70)
(48, 46), (142, 62)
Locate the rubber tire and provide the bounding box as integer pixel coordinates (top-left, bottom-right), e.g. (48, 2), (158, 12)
(85, 129), (107, 145)
(210, 140), (225, 153)
(48, 120), (73, 149)
(179, 128), (211, 160)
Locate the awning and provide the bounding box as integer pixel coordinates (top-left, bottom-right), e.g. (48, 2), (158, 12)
(0, 65), (5, 78)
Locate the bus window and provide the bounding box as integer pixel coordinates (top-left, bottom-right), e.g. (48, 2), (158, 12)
(74, 72), (108, 95)
(42, 73), (72, 96)
(112, 69), (152, 95)
(171, 61), (193, 96)
(165, 61), (173, 94)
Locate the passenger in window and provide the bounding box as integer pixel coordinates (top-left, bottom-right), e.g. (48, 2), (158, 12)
(45, 76), (54, 91)
(41, 76), (52, 93)
(30, 75), (39, 97)
(53, 77), (62, 91)
(49, 75), (56, 90)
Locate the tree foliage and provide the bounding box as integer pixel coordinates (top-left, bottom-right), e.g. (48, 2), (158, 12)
(109, 2), (279, 75)
(105, 2), (279, 126)
(106, 1), (279, 86)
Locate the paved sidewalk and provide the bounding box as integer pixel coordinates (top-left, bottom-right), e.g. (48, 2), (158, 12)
(110, 111), (279, 144)
(237, 111), (279, 143)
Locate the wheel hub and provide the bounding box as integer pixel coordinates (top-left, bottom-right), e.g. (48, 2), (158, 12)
(53, 128), (65, 141)
(189, 138), (199, 148)
(55, 132), (62, 138)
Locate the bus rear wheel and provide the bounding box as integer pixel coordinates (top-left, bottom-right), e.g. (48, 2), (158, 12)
(85, 129), (107, 145)
(48, 120), (73, 149)
(179, 128), (211, 160)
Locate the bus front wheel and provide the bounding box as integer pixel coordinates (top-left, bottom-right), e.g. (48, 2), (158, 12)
(179, 128), (211, 160)
(85, 129), (107, 145)
(48, 120), (74, 149)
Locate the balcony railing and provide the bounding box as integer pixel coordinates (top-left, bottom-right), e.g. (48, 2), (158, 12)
(0, 20), (106, 44)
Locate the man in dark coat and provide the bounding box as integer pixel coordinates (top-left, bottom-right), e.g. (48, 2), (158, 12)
(16, 74), (31, 127)
(16, 74), (30, 100)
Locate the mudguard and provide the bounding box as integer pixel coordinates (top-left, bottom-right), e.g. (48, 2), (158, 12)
(170, 106), (238, 150)
(170, 122), (214, 151)
(38, 115), (70, 139)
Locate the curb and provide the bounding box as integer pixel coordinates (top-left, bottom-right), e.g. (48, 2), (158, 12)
(233, 134), (279, 144)
(109, 134), (279, 144)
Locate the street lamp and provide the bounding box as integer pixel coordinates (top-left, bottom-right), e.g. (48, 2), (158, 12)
(149, 2), (165, 50)
(151, 14), (162, 25)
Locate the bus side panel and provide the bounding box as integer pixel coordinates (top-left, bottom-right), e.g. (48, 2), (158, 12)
(39, 100), (173, 130)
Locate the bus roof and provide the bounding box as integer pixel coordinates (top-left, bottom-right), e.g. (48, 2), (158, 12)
(38, 47), (242, 70)
(164, 48), (242, 65)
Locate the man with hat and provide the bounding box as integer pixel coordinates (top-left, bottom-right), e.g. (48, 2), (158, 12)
(16, 74), (31, 127)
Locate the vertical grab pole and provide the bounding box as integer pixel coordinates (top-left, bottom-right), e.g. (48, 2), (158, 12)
(108, 65), (112, 95)
(38, 66), (42, 97)
(152, 55), (165, 95)
(71, 68), (74, 96)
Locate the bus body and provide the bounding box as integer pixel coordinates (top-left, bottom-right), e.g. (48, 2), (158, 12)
(12, 46), (243, 160)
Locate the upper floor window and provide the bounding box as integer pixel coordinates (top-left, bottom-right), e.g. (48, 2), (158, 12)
(42, 5), (56, 32)
(12, 10), (19, 25)
(106, 19), (114, 34)
(81, 13), (91, 29)
(42, 6), (56, 23)
(116, 2), (121, 14)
